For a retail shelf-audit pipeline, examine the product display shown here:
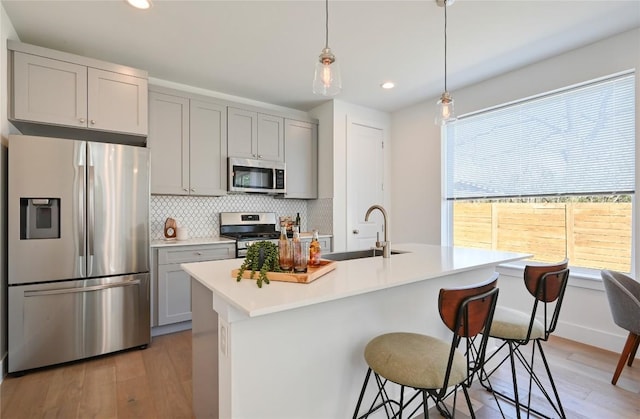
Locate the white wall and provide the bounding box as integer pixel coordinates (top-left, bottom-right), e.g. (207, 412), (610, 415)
(390, 101), (442, 244)
(311, 100), (391, 252)
(390, 28), (640, 354)
(1, 3), (18, 379)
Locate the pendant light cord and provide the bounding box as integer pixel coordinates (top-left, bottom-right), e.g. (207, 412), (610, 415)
(444, 0), (448, 92)
(325, 0), (329, 49)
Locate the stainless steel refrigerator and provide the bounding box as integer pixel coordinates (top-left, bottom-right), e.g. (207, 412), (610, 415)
(8, 134), (150, 373)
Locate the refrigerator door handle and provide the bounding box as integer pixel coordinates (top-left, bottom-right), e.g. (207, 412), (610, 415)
(24, 279), (141, 297)
(87, 164), (95, 263)
(78, 165), (86, 261)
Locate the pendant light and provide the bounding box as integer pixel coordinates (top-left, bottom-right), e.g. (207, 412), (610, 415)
(435, 0), (457, 125)
(313, 0), (342, 96)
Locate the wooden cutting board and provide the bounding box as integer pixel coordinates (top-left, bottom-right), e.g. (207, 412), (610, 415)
(232, 259), (337, 284)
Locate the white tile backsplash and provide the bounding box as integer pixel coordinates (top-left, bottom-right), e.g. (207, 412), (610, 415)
(150, 194), (330, 240)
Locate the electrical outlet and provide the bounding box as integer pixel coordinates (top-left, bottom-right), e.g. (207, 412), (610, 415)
(220, 322), (228, 356)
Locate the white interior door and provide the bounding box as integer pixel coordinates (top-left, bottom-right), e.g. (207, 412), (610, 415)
(346, 117), (385, 251)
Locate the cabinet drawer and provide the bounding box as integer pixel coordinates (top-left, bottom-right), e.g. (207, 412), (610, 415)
(318, 238), (332, 253)
(158, 244), (235, 265)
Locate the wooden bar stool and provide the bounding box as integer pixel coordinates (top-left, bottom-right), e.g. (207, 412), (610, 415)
(352, 273), (500, 419)
(479, 260), (570, 419)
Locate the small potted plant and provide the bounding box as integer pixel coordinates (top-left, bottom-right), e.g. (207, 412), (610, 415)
(236, 241), (282, 288)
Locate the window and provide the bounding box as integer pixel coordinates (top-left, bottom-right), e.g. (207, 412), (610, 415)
(444, 72), (635, 272)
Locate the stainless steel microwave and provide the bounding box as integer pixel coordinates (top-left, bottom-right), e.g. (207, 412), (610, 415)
(228, 157), (286, 194)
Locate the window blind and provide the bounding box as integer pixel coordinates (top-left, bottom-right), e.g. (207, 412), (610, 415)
(445, 73), (635, 200)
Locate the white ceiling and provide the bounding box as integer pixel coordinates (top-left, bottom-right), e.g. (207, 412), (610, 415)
(2, 0), (639, 113)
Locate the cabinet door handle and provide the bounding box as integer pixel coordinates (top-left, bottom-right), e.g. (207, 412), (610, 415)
(257, 155), (263, 159)
(90, 120), (96, 125)
(353, 229), (360, 234)
(183, 188), (189, 192)
(79, 118), (86, 124)
(195, 252), (202, 256)
(190, 188), (195, 192)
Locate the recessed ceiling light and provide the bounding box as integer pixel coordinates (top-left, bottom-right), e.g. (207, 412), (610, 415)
(381, 82), (395, 89)
(126, 0), (152, 10)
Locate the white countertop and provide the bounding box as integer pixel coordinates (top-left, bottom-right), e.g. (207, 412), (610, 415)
(150, 233), (332, 248)
(181, 243), (530, 318)
(150, 237), (235, 248)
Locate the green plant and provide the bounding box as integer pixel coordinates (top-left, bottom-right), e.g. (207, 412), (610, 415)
(236, 241), (282, 288)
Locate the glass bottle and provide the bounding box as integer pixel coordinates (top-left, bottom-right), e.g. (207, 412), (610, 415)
(309, 229), (321, 267)
(292, 227), (307, 273)
(295, 212), (301, 229)
(278, 227), (292, 271)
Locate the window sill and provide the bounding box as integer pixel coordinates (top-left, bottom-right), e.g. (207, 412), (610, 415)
(496, 261), (605, 292)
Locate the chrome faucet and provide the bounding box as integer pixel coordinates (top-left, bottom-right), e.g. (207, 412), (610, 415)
(365, 204), (390, 258)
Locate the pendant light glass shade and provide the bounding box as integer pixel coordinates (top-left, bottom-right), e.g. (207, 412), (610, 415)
(435, 91), (456, 125)
(435, 0), (456, 125)
(313, 47), (342, 96)
(313, 0), (341, 97)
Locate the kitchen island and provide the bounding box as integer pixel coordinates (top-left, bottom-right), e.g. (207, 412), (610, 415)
(182, 243), (529, 418)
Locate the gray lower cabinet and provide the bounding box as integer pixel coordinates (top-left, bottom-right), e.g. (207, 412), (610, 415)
(155, 243), (234, 326)
(301, 236), (332, 253)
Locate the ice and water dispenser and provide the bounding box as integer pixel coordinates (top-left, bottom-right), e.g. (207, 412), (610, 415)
(20, 198), (60, 239)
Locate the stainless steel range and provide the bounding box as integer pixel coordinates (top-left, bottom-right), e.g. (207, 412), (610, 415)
(220, 212), (281, 258)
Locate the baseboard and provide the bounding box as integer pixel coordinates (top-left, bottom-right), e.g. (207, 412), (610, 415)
(556, 319), (630, 356)
(1, 352), (6, 383)
(151, 321), (192, 337)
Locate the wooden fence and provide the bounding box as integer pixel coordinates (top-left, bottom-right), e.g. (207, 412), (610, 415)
(453, 202), (632, 272)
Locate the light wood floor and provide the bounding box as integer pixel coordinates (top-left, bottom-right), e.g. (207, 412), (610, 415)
(0, 331), (194, 419)
(452, 336), (640, 418)
(0, 331), (638, 418)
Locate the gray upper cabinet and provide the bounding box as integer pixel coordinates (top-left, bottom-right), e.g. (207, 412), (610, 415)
(190, 100), (228, 196)
(148, 91), (189, 195)
(10, 42), (148, 137)
(227, 107), (257, 158)
(228, 107), (284, 162)
(148, 88), (227, 196)
(285, 119), (318, 199)
(13, 52), (87, 128)
(86, 68), (147, 136)
(257, 113), (284, 162)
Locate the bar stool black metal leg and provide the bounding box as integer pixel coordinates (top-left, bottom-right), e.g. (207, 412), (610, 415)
(353, 368), (372, 419)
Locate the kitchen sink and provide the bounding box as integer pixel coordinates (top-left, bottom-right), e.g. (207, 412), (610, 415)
(322, 249), (406, 261)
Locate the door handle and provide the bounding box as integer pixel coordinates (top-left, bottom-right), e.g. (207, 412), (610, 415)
(353, 229), (360, 234)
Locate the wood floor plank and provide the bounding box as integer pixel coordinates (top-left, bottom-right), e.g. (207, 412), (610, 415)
(114, 349), (147, 383)
(41, 362), (85, 419)
(77, 359), (118, 418)
(142, 336), (193, 419)
(116, 376), (159, 418)
(1, 370), (51, 418)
